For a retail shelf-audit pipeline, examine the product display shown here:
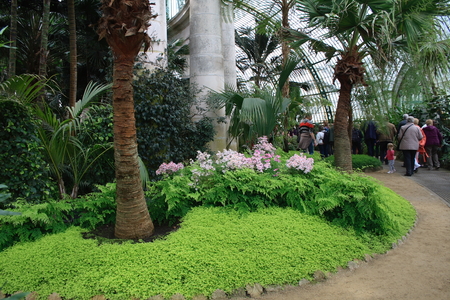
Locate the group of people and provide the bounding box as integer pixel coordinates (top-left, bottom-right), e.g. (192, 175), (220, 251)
(294, 114), (333, 158)
(292, 113), (444, 177)
(395, 114), (443, 176)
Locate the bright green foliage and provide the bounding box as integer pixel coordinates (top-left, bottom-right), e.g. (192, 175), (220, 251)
(325, 154), (382, 170)
(134, 69), (215, 178)
(0, 100), (55, 203)
(147, 156), (413, 236)
(0, 183), (116, 251)
(0, 207), (380, 300)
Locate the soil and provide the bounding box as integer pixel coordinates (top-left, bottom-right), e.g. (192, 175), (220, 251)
(85, 168), (450, 300)
(83, 222), (180, 244)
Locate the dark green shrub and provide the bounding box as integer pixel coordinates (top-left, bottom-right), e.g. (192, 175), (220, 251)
(324, 154), (382, 170)
(76, 104), (115, 195)
(0, 100), (55, 204)
(134, 69), (215, 178)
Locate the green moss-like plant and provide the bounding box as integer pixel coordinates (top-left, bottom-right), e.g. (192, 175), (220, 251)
(0, 206), (413, 300)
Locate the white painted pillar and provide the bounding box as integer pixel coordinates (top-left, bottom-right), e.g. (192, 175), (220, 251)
(143, 0), (167, 69)
(190, 0), (227, 152)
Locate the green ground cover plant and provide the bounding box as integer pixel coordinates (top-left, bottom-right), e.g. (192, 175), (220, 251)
(0, 203), (414, 300)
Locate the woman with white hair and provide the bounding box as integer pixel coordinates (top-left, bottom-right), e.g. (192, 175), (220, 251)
(398, 116), (423, 176)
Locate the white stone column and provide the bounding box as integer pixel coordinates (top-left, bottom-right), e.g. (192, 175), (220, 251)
(143, 0), (167, 69)
(190, 0), (227, 152)
(221, 2), (238, 150)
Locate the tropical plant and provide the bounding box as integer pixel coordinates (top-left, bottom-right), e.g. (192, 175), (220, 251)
(97, 0), (155, 239)
(235, 24), (282, 89)
(210, 55), (302, 151)
(0, 99), (55, 203)
(34, 81), (112, 199)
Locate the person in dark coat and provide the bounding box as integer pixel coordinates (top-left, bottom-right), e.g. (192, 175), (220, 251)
(398, 116), (423, 176)
(364, 119), (378, 157)
(422, 119), (443, 170)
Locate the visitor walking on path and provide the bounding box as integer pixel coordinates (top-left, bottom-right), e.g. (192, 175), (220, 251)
(422, 119), (443, 170)
(385, 143), (396, 173)
(398, 116), (422, 176)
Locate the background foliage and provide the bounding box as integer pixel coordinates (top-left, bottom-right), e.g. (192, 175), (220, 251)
(0, 100), (55, 204)
(134, 68), (215, 178)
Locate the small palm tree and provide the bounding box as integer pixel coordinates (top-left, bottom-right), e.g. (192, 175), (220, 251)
(211, 55), (301, 151)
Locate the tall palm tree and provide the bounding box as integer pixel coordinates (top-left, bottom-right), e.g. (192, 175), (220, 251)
(290, 0), (449, 171)
(39, 0), (51, 77)
(68, 0), (77, 109)
(235, 24), (281, 89)
(8, 0), (18, 79)
(98, 0), (155, 239)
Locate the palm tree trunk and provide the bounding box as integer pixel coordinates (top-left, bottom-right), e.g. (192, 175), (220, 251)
(68, 0), (77, 109)
(334, 78), (353, 171)
(112, 57), (154, 239)
(39, 0), (51, 77)
(98, 0), (155, 239)
(8, 0), (18, 79)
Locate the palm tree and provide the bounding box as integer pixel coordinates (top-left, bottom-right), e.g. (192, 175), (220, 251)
(67, 0), (77, 109)
(7, 0), (18, 79)
(0, 74), (112, 199)
(98, 0), (155, 239)
(289, 0), (449, 171)
(211, 56), (301, 150)
(39, 0), (51, 77)
(235, 24), (281, 89)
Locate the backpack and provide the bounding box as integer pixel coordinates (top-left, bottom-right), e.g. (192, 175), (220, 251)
(352, 129), (361, 142)
(323, 130), (330, 144)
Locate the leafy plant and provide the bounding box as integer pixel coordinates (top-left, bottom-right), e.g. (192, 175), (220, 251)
(0, 100), (55, 203)
(0, 184), (116, 251)
(147, 140), (408, 236)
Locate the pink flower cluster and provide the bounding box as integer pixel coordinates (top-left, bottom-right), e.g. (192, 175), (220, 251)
(285, 154), (314, 174)
(216, 149), (252, 172)
(155, 162), (184, 175)
(252, 136), (277, 153)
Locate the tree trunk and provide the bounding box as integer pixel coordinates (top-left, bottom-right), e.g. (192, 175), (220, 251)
(8, 0), (18, 79)
(98, 0), (155, 240)
(68, 0), (77, 109)
(112, 57), (154, 239)
(334, 77), (353, 172)
(39, 0), (51, 77)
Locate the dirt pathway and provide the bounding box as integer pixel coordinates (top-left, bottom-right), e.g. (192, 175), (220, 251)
(255, 169), (450, 300)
